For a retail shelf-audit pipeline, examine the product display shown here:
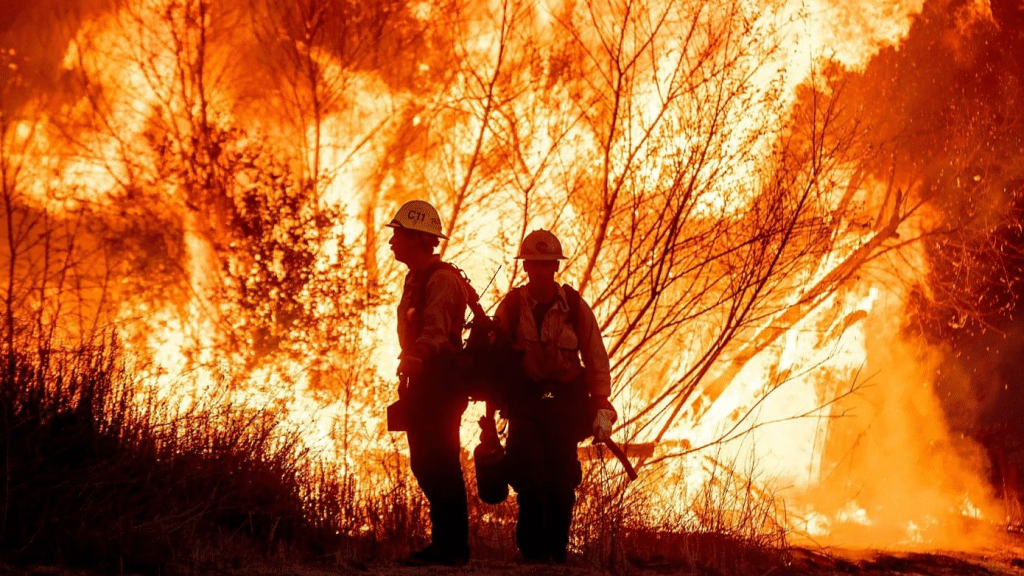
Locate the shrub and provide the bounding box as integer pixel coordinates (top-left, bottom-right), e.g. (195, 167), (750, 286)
(0, 335), (347, 572)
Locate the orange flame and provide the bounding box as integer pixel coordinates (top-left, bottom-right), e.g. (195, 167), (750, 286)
(0, 0), (1010, 550)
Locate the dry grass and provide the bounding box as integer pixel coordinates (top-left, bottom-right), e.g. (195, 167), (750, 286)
(0, 335), (344, 572)
(0, 335), (791, 575)
(567, 447), (789, 574)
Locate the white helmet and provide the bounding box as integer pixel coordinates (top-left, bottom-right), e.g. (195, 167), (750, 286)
(516, 229), (566, 260)
(385, 200), (448, 239)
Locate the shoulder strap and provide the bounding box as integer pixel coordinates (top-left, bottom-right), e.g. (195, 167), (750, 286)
(417, 260), (488, 324)
(562, 283), (581, 335)
(407, 261), (444, 343)
(505, 287), (523, 341)
(414, 260), (450, 312)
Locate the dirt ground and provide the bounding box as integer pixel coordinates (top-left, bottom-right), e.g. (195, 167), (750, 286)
(787, 544), (1024, 576)
(7, 533), (1024, 576)
(6, 552), (1024, 576)
(335, 532), (1024, 576)
(259, 549), (1024, 576)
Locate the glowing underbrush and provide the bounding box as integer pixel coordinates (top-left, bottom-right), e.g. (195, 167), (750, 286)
(0, 336), (789, 574)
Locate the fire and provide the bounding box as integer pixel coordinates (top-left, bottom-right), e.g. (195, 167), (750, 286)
(2, 0), (1017, 552)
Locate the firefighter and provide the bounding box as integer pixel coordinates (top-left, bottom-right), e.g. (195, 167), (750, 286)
(494, 229), (617, 564)
(386, 200), (470, 566)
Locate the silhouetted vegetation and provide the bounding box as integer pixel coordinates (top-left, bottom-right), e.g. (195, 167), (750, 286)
(0, 335), (322, 571)
(4, 0), (1022, 572)
(0, 333), (789, 574)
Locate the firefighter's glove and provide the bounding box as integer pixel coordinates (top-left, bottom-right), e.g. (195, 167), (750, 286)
(593, 409), (616, 442)
(591, 396), (617, 442)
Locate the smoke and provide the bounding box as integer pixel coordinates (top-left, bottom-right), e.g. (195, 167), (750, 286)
(0, 0), (113, 93)
(857, 0), (1024, 441)
(784, 0), (1024, 544)
(809, 286), (999, 547)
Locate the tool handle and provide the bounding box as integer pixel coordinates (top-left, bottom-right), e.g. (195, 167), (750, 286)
(601, 438), (639, 482)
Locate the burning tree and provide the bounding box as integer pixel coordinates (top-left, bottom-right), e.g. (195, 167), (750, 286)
(388, 0), (936, 494)
(0, 0), (1018, 558)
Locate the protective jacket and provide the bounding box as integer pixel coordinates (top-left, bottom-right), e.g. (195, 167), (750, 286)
(397, 255), (467, 362)
(494, 284), (610, 397)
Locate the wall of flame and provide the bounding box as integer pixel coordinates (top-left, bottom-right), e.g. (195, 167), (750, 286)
(1, 0), (1020, 548)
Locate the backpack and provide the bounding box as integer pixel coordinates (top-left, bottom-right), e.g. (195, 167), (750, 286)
(408, 261), (503, 403)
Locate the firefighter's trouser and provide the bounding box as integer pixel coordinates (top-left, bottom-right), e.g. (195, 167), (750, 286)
(406, 392), (469, 556)
(505, 394), (584, 560)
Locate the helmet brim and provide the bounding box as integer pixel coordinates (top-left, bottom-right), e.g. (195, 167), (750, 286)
(515, 254), (566, 260)
(385, 220), (449, 240)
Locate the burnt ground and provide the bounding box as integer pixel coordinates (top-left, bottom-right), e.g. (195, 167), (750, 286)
(787, 546), (1024, 576)
(2, 553), (1023, 576)
(5, 533), (1024, 576)
(331, 534), (1024, 575)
